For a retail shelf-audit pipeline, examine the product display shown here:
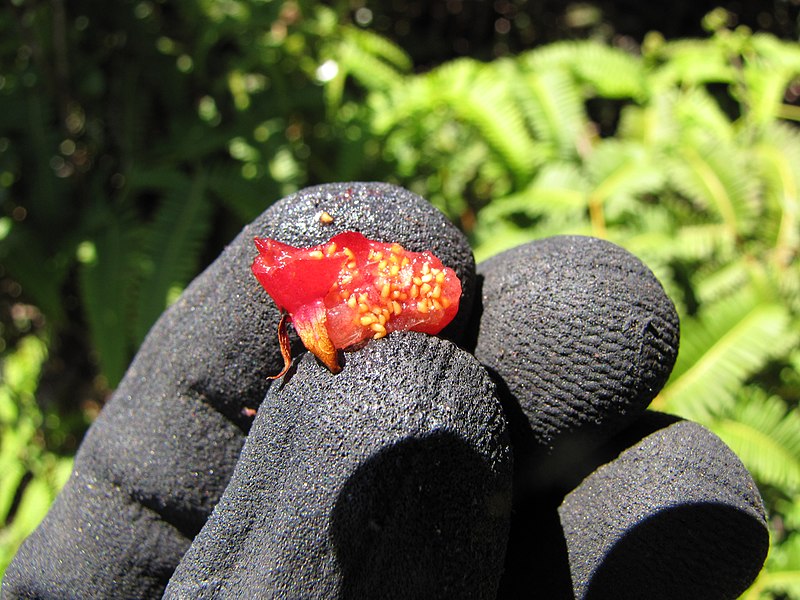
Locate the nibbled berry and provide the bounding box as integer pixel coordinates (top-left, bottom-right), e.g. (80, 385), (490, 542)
(251, 232), (462, 375)
(473, 235), (680, 450)
(245, 182), (476, 375)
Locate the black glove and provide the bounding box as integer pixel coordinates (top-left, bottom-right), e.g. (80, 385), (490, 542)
(474, 237), (768, 599)
(2, 183), (768, 600)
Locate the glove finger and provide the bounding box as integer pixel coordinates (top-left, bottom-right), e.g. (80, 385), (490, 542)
(163, 332), (511, 599)
(3, 183), (476, 599)
(475, 236), (680, 598)
(496, 410), (682, 598)
(2, 476), (190, 599)
(473, 235), (680, 457)
(559, 418), (769, 600)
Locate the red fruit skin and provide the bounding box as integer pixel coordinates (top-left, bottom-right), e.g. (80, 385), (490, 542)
(252, 238), (346, 313)
(251, 231), (461, 373)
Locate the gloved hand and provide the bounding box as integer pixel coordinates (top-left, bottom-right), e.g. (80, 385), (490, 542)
(2, 183), (768, 600)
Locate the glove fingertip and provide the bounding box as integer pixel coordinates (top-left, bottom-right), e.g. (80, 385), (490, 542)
(558, 420), (768, 600)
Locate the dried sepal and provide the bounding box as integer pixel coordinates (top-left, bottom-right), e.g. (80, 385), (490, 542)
(269, 312), (294, 380)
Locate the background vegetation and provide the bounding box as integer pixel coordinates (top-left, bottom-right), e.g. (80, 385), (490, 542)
(1, 1), (799, 596)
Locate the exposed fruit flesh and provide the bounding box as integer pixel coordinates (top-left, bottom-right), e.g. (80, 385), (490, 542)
(251, 231), (462, 375)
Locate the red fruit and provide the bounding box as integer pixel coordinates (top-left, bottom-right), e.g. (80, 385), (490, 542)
(252, 231), (461, 376)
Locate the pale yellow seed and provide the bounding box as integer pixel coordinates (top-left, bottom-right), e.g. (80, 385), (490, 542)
(441, 297), (451, 309)
(381, 283), (391, 298)
(309, 250), (324, 259)
(371, 306), (382, 316)
(389, 264), (400, 276)
(412, 276), (423, 286)
(392, 300), (402, 315)
(392, 289), (402, 300)
(358, 302), (369, 314)
(390, 243), (403, 255)
(373, 330), (387, 340)
(421, 273), (433, 283)
(360, 315), (377, 326)
(347, 295), (358, 309)
(347, 261), (356, 269)
(371, 322), (387, 335)
(417, 300), (429, 313)
(420, 283), (432, 296)
(325, 242), (337, 256)
(436, 271), (445, 283)
(410, 284), (419, 298)
(319, 211), (334, 224)
(344, 247), (355, 260)
(422, 262), (430, 274)
(401, 257), (410, 267)
(432, 284), (441, 299)
(432, 299), (443, 312)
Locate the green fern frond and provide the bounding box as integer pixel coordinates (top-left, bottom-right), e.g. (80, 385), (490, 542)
(668, 137), (761, 238)
(743, 34), (800, 126)
(672, 223), (736, 262)
(571, 43), (647, 99)
(472, 218), (593, 262)
(78, 207), (143, 387)
(523, 40), (646, 99)
(585, 140), (665, 205)
(616, 93), (682, 147)
(755, 124), (800, 262)
(514, 68), (587, 159)
(337, 33), (408, 92)
(742, 525), (800, 600)
(451, 60), (543, 178)
(743, 66), (798, 129)
(477, 163), (588, 225)
(751, 32), (800, 71)
(472, 223), (541, 263)
(692, 256), (754, 305)
(584, 139), (665, 236)
(522, 41), (585, 71)
(369, 58), (473, 132)
(208, 164), (280, 223)
(1, 227), (68, 326)
(132, 170), (213, 347)
(655, 286), (796, 422)
(709, 388), (800, 493)
(672, 87), (736, 143)
(375, 58), (545, 178)
(743, 569), (800, 600)
(649, 38), (737, 89)
(320, 26), (411, 108)
(343, 26), (412, 72)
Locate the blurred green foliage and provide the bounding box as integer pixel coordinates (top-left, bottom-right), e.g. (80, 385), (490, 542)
(0, 335), (72, 574)
(1, 1), (799, 596)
